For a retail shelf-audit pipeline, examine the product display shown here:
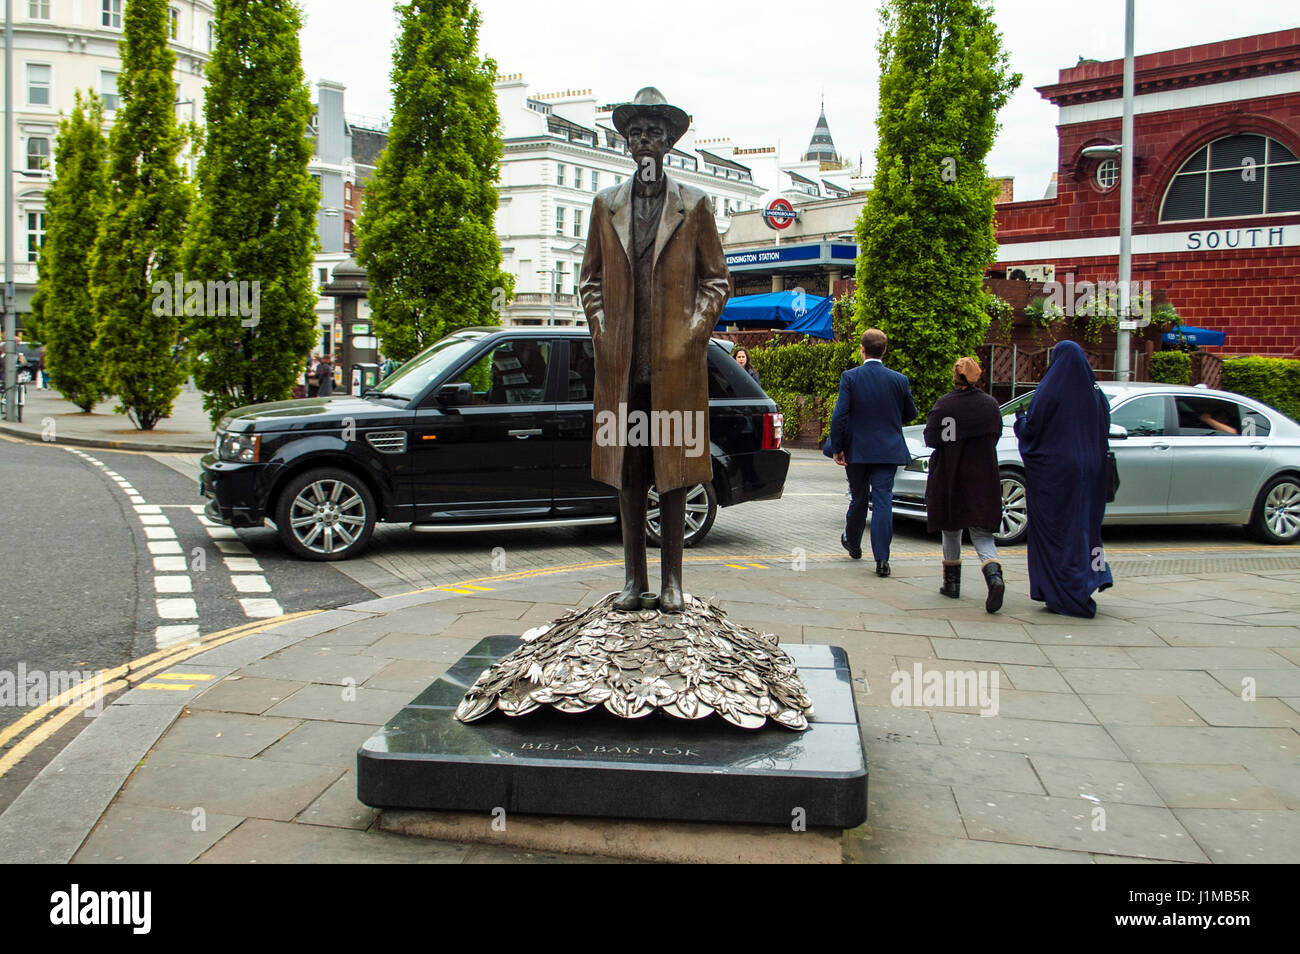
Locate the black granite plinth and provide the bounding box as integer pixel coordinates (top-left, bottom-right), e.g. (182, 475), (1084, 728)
(357, 638), (868, 828)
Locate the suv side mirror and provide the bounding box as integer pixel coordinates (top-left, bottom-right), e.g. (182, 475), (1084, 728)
(1108, 424), (1128, 440)
(437, 382), (472, 407)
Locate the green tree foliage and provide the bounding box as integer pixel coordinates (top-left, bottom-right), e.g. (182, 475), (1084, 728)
(31, 93), (109, 412)
(749, 339), (860, 442)
(182, 0), (319, 426)
(1222, 357), (1300, 423)
(91, 0), (191, 430)
(356, 0), (513, 360)
(1148, 351), (1191, 386)
(854, 0), (1020, 418)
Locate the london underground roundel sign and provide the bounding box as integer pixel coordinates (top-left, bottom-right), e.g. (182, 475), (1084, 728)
(763, 198), (797, 230)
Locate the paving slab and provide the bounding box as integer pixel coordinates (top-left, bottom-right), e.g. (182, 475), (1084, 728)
(0, 772), (131, 864)
(152, 710), (301, 758)
(1001, 664), (1074, 693)
(931, 711), (1126, 760)
(1062, 668), (1230, 696)
(1125, 647), (1295, 670)
(952, 787), (1208, 862)
(188, 675), (308, 715)
(73, 804), (244, 864)
(117, 751), (342, 822)
(865, 779), (965, 838)
(1137, 763), (1289, 810)
(1208, 668), (1300, 697)
(260, 720), (380, 769)
(1080, 693), (1205, 727)
(1174, 809), (1300, 864)
(993, 689), (1099, 724)
(1180, 691), (1300, 728)
(1026, 754), (1164, 806)
(263, 684), (410, 725)
(868, 742), (1043, 795)
(1107, 725), (1297, 765)
(196, 817), (468, 863)
(929, 638), (1050, 666)
(846, 828), (1094, 864)
(241, 646), (390, 686)
(296, 772), (379, 831)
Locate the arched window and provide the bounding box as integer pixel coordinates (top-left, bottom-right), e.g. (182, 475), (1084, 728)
(1160, 134), (1300, 222)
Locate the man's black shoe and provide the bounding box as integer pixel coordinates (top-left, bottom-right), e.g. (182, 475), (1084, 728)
(876, 561), (890, 577)
(841, 533), (862, 560)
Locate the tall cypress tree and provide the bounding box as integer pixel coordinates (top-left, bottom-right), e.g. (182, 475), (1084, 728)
(182, 0), (319, 426)
(31, 93), (109, 412)
(854, 0), (1020, 417)
(91, 0), (191, 430)
(356, 0), (512, 360)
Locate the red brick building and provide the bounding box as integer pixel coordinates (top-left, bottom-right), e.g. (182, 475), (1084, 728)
(994, 29), (1300, 356)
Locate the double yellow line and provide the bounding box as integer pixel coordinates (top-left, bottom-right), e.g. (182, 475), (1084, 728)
(0, 610), (320, 782)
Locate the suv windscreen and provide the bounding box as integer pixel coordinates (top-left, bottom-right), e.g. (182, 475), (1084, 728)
(371, 331), (489, 401)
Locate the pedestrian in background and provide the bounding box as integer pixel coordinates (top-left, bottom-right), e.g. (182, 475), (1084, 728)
(924, 356), (1005, 612)
(306, 353), (321, 397)
(827, 328), (917, 577)
(316, 354), (334, 397)
(1014, 340), (1114, 618)
(734, 347), (760, 385)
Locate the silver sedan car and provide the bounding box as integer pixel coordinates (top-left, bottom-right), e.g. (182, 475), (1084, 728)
(891, 382), (1300, 546)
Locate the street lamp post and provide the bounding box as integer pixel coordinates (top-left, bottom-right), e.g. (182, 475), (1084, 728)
(1115, 0), (1137, 382)
(4, 0), (17, 423)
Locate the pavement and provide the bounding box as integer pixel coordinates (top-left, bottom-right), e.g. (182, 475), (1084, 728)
(0, 385), (215, 453)
(1, 542), (1297, 863)
(2, 389), (1298, 864)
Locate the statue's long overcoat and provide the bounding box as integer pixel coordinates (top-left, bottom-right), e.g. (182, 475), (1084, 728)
(579, 175), (730, 492)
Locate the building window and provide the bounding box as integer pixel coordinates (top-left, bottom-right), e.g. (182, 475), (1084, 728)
(614, 175), (622, 186)
(102, 0), (122, 28)
(170, 7), (180, 40)
(318, 268), (329, 288)
(100, 71), (120, 112)
(207, 20), (215, 52)
(573, 166), (581, 188)
(1161, 134), (1300, 222)
(26, 64), (51, 106)
(555, 262), (567, 295)
(591, 170), (599, 192)
(1095, 158), (1118, 190)
(28, 1), (51, 18)
(556, 163), (565, 186)
(573, 209), (582, 237)
(344, 183), (352, 203)
(26, 137), (50, 172)
(555, 206), (565, 235)
(27, 212), (47, 263)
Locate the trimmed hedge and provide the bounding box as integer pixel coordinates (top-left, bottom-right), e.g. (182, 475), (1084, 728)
(1149, 351), (1190, 385)
(749, 338), (858, 442)
(1221, 357), (1300, 423)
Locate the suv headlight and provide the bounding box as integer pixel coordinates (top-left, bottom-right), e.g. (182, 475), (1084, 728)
(217, 431), (261, 462)
(904, 456), (929, 473)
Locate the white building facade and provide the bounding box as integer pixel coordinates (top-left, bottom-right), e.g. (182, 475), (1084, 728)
(4, 0), (213, 319)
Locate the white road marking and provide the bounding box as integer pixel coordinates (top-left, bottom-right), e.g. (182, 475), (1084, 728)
(239, 598), (284, 618)
(204, 527), (239, 539)
(214, 539), (251, 554)
(153, 556), (188, 572)
(134, 505), (163, 514)
(148, 541), (182, 555)
(155, 625), (200, 649)
(144, 526), (177, 540)
(138, 514), (171, 525)
(154, 576), (193, 594)
(156, 598), (198, 619)
(223, 557), (262, 573)
(230, 575), (271, 593)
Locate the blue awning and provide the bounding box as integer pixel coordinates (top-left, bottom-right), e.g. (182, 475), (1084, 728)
(1162, 325), (1225, 347)
(716, 291), (834, 339)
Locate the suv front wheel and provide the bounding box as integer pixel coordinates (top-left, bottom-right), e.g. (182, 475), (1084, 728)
(275, 468), (377, 561)
(646, 482), (718, 549)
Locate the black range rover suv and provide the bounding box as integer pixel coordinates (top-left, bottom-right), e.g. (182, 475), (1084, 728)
(199, 327), (790, 560)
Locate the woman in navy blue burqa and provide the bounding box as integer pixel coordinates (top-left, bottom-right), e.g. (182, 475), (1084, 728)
(1014, 341), (1114, 617)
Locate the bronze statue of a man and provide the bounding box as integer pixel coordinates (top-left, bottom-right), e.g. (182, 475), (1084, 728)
(580, 88), (730, 614)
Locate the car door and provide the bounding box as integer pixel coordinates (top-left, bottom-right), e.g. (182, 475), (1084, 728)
(408, 337), (558, 521)
(1166, 396), (1274, 518)
(1106, 394), (1174, 518)
(552, 337), (617, 516)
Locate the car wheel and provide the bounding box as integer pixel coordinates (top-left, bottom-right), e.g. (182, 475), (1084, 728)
(274, 468), (376, 561)
(1249, 475), (1300, 544)
(646, 482), (717, 549)
(992, 469), (1029, 547)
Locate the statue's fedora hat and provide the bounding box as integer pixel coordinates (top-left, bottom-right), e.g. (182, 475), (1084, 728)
(612, 87), (689, 146)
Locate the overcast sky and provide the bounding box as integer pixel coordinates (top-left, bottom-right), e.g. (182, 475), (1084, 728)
(300, 0), (1297, 201)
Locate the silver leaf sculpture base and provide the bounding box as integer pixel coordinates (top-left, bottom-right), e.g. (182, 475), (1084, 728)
(454, 593), (815, 730)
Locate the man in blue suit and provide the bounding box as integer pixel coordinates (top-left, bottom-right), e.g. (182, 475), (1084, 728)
(828, 328), (917, 577)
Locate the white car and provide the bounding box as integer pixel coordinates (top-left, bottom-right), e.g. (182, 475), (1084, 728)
(891, 382), (1300, 546)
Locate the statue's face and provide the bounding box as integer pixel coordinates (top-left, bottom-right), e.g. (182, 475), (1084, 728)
(627, 112), (670, 180)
